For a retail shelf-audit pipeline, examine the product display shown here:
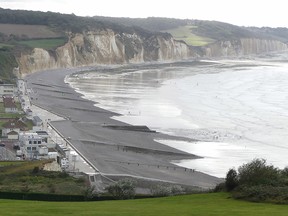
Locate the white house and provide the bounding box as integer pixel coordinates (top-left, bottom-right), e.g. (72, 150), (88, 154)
(0, 84), (15, 101)
(7, 131), (19, 140)
(19, 132), (47, 160)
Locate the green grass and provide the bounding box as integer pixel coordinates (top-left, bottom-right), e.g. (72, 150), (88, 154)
(17, 38), (66, 50)
(0, 160), (53, 175)
(0, 103), (4, 112)
(0, 160), (88, 195)
(0, 43), (13, 49)
(0, 193), (288, 216)
(0, 112), (24, 119)
(0, 102), (24, 120)
(164, 25), (215, 46)
(0, 161), (26, 167)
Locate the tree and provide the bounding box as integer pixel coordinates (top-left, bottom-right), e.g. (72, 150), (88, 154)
(237, 158), (280, 186)
(225, 168), (238, 191)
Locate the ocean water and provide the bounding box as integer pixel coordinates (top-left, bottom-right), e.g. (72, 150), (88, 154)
(66, 57), (288, 177)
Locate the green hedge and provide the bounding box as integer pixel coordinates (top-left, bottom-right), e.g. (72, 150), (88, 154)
(0, 191), (153, 202)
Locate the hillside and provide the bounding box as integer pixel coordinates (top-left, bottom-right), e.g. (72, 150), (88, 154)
(0, 9), (288, 81)
(93, 16), (288, 45)
(0, 160), (88, 195)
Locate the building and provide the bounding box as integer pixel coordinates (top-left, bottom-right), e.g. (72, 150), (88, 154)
(32, 116), (43, 126)
(3, 96), (18, 113)
(35, 131), (51, 144)
(25, 108), (33, 117)
(1, 119), (28, 137)
(7, 131), (19, 140)
(0, 84), (15, 100)
(19, 132), (47, 160)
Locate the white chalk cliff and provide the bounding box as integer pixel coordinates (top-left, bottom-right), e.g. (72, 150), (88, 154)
(17, 30), (192, 74)
(17, 29), (288, 75)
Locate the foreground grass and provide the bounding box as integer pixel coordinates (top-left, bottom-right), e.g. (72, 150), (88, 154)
(164, 25), (214, 46)
(1, 193), (288, 216)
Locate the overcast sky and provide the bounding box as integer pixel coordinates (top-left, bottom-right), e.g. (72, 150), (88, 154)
(0, 0), (287, 28)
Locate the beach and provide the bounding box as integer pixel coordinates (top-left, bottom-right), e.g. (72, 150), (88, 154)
(24, 65), (222, 189)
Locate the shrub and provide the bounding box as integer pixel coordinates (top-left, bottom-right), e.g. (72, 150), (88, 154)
(237, 159), (280, 186)
(233, 185), (288, 204)
(170, 185), (185, 195)
(151, 184), (185, 197)
(32, 166), (40, 174)
(225, 158), (288, 204)
(213, 182), (226, 192)
(83, 185), (98, 200)
(151, 184), (172, 197)
(106, 179), (136, 200)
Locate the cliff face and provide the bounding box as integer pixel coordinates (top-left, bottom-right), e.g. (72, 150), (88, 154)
(17, 29), (288, 75)
(17, 30), (192, 74)
(204, 38), (288, 57)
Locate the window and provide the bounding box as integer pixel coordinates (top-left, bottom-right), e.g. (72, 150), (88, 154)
(38, 141), (41, 144)
(27, 147), (31, 150)
(32, 147), (36, 150)
(29, 141), (32, 144)
(33, 141), (37, 144)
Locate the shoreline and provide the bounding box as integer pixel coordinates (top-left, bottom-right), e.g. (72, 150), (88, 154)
(24, 64), (222, 189)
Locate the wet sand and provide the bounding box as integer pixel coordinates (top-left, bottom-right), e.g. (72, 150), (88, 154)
(24, 66), (222, 189)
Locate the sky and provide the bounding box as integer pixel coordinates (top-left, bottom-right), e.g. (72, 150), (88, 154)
(0, 0), (287, 28)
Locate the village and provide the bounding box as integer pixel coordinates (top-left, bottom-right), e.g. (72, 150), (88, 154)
(0, 79), (93, 174)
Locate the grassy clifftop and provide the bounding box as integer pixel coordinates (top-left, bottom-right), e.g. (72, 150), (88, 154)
(96, 16), (288, 46)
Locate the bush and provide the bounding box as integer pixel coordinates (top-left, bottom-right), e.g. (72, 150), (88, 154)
(224, 158), (288, 204)
(106, 179), (136, 200)
(151, 184), (172, 197)
(237, 159), (280, 186)
(233, 185), (288, 204)
(213, 182), (226, 192)
(151, 184), (185, 197)
(32, 166), (40, 174)
(83, 185), (98, 200)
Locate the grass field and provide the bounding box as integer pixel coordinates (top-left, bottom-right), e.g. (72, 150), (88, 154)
(0, 43), (13, 49)
(0, 193), (287, 216)
(164, 25), (214, 46)
(0, 24), (63, 39)
(17, 38), (66, 50)
(0, 161), (25, 167)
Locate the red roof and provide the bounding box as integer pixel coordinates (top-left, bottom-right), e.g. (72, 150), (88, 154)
(2, 119), (27, 130)
(3, 97), (17, 109)
(7, 131), (19, 135)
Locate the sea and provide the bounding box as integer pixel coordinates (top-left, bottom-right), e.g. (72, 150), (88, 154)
(66, 53), (288, 178)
